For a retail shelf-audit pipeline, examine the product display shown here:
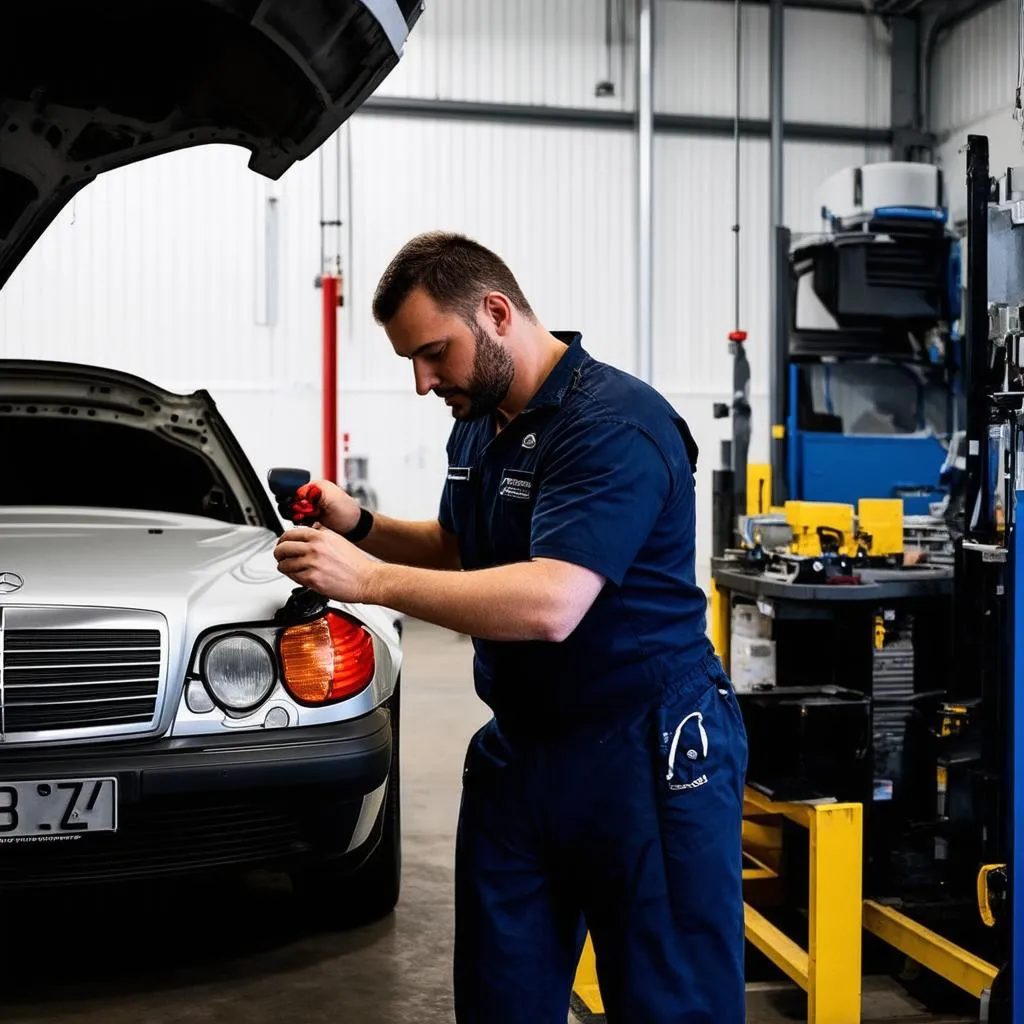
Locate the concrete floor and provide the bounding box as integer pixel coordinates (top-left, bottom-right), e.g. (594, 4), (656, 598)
(0, 621), (975, 1023)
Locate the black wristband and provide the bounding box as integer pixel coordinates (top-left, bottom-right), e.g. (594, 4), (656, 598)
(343, 506), (374, 543)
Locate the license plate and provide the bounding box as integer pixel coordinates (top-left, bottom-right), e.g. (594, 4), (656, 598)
(0, 778), (117, 839)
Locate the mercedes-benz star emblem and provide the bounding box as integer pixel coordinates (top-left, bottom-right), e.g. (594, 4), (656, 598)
(0, 572), (24, 595)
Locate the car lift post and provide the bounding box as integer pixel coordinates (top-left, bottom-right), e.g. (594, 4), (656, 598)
(321, 272), (341, 483)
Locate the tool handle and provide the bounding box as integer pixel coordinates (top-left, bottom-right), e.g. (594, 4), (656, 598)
(816, 525), (844, 554)
(268, 467), (311, 499)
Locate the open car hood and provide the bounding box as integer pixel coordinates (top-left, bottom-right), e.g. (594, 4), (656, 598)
(0, 359), (282, 530)
(0, 0), (421, 289)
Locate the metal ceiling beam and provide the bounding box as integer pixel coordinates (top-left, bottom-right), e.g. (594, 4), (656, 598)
(872, 0), (928, 13)
(359, 96), (892, 146)
(671, 0), (872, 13)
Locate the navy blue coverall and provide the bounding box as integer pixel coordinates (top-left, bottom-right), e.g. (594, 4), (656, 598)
(439, 332), (748, 1024)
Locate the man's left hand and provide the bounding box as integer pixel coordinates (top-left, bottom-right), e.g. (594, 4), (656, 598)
(273, 525), (374, 602)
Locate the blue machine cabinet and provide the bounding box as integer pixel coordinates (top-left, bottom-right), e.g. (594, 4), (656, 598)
(779, 171), (961, 511)
(785, 362), (950, 514)
(1014, 494), (1024, 1023)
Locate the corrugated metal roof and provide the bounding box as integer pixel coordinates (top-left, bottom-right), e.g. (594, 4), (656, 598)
(379, 0), (890, 127)
(931, 0), (1017, 137)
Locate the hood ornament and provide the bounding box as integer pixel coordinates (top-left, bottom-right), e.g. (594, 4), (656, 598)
(0, 572), (24, 594)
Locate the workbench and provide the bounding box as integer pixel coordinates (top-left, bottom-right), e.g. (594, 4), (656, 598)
(712, 560), (954, 604)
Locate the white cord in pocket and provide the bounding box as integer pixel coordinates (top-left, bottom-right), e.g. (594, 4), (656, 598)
(666, 711), (708, 782)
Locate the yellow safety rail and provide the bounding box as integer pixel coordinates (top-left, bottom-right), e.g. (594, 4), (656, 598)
(573, 935), (602, 1016)
(743, 787), (863, 1024)
(863, 900), (998, 1001)
(709, 580), (730, 671)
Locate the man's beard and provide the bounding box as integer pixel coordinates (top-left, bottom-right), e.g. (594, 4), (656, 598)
(449, 322), (515, 420)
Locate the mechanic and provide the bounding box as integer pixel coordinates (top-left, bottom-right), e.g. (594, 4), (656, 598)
(273, 231), (748, 1024)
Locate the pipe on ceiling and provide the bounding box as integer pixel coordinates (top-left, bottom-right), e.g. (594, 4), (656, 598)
(637, 0), (654, 385)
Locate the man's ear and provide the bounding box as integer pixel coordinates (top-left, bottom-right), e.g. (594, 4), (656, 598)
(482, 292), (514, 337)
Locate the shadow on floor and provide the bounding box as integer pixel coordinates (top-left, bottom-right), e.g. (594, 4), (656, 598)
(0, 871), (390, 1006)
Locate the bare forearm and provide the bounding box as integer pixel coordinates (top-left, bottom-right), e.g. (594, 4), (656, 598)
(343, 512), (459, 570)
(362, 558), (600, 642)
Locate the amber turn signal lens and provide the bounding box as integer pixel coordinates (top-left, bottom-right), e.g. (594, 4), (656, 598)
(279, 612), (375, 704)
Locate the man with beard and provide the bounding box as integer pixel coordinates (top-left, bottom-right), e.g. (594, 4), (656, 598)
(273, 232), (748, 1024)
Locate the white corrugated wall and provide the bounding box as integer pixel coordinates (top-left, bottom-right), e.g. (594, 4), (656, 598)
(931, 0), (1023, 222)
(0, 0), (891, 584)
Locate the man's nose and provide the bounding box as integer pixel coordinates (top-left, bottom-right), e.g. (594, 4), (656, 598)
(413, 360), (438, 396)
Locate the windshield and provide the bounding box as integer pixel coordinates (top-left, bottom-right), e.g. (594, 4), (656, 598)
(0, 417), (247, 523)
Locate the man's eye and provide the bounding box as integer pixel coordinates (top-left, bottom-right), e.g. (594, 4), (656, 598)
(428, 345), (447, 360)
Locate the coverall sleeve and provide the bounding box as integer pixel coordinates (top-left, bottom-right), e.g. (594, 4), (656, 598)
(530, 417), (674, 587)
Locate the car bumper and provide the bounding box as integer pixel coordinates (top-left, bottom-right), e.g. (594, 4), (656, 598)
(0, 710), (393, 887)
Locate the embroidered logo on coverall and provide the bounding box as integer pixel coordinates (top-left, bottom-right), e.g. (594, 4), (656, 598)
(499, 471), (533, 501)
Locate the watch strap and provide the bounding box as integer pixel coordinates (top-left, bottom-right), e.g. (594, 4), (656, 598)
(343, 506), (374, 543)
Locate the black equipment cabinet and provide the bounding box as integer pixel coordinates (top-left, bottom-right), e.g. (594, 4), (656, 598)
(713, 561), (957, 901)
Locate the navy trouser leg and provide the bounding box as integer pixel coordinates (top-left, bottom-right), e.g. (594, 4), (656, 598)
(453, 655), (747, 1024)
(571, 656), (748, 1024)
(453, 721), (585, 1024)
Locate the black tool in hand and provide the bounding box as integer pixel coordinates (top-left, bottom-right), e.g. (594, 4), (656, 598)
(268, 467), (319, 524)
(268, 467), (329, 622)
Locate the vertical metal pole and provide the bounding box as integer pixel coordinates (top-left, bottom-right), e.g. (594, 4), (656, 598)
(322, 274), (340, 482)
(713, 440), (735, 559)
(637, 0), (654, 384)
(965, 134), (990, 540)
(732, 0), (742, 337)
(729, 0), (750, 518)
(769, 0), (786, 502)
(770, 0), (784, 274)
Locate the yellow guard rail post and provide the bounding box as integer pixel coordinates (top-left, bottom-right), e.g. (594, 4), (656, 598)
(743, 787), (863, 1024)
(572, 787), (863, 1022)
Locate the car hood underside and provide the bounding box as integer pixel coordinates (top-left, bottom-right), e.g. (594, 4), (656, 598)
(0, 360), (282, 529)
(0, 0), (420, 289)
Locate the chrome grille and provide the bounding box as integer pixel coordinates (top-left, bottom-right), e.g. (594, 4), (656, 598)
(0, 610), (165, 741)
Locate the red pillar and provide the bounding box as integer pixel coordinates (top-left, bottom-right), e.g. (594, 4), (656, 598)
(321, 274), (340, 482)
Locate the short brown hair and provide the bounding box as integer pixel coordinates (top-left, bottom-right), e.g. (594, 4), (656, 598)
(372, 231), (536, 326)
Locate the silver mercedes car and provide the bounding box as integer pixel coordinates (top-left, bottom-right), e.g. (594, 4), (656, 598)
(0, 0), (421, 922)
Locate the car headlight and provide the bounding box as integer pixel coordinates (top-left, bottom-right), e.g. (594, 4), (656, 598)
(202, 633), (276, 711)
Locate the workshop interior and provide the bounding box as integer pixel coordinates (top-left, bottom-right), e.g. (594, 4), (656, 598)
(4, 1), (1024, 1023)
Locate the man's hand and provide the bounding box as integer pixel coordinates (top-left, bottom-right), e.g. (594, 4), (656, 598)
(281, 479), (361, 534)
(274, 524), (375, 601)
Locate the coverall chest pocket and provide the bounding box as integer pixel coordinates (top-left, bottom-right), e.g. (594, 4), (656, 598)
(490, 466), (535, 565)
(445, 469), (481, 569)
